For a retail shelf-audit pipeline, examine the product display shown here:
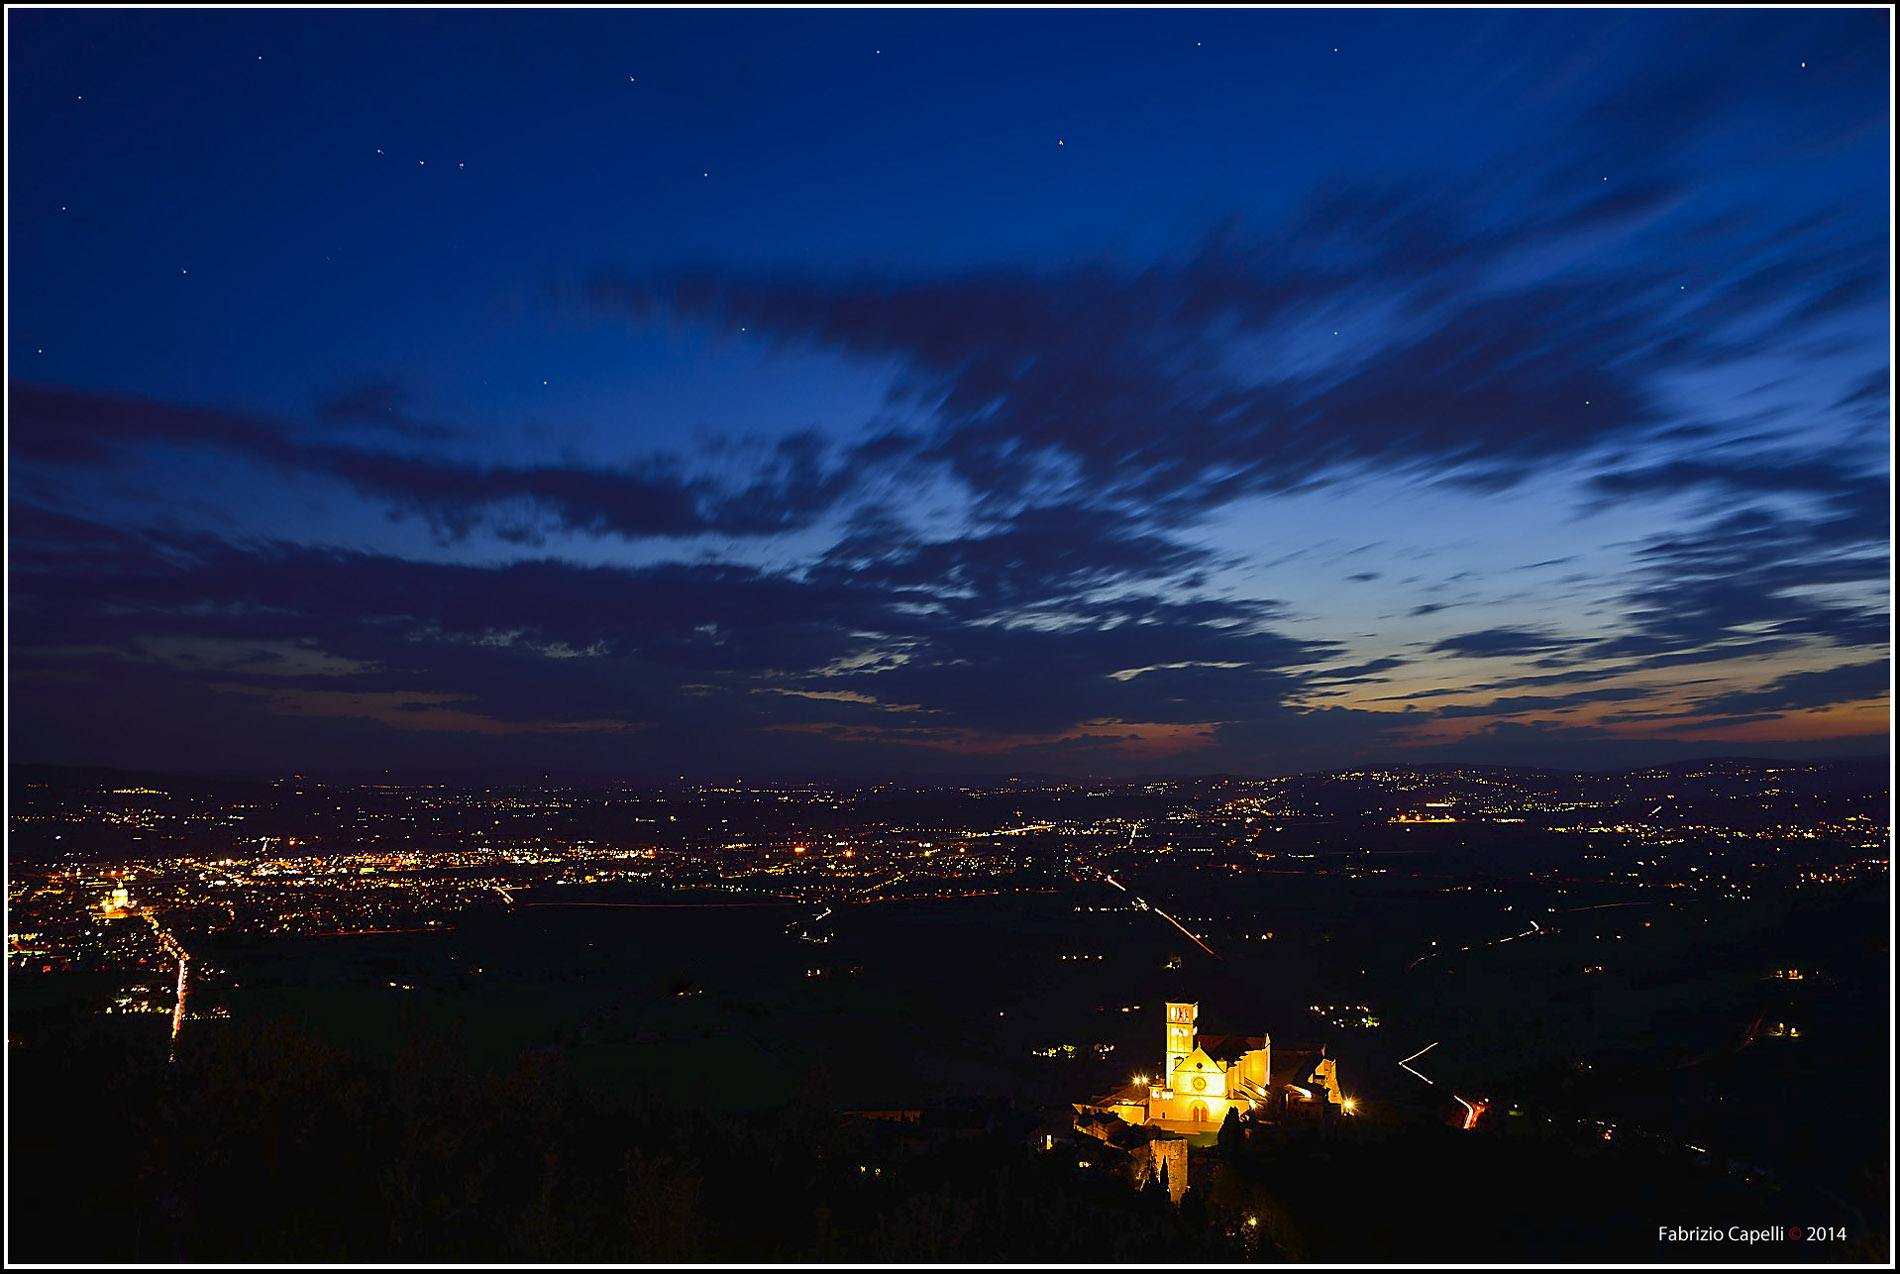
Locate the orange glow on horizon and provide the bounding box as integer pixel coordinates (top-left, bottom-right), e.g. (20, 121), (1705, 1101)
(217, 683), (642, 736)
(762, 717), (1221, 760)
(1628, 699), (1889, 743)
(1383, 693), (1887, 752)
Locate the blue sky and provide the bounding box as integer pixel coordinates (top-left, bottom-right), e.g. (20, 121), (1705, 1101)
(7, 7), (1890, 778)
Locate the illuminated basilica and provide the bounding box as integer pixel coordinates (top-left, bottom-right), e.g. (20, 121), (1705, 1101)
(1081, 1000), (1347, 1134)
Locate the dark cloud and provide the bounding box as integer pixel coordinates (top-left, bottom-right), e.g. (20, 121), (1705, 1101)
(1587, 456), (1886, 514)
(315, 380), (462, 441)
(852, 613), (1325, 736)
(1206, 703), (1411, 771)
(9, 511), (1336, 752)
(1310, 656), (1409, 683)
(1688, 659), (1889, 718)
(8, 382), (862, 543)
(1429, 628), (1585, 659)
(1832, 368), (1888, 415)
(1602, 499), (1888, 663)
(591, 234), (1678, 520)
(8, 381), (290, 467)
(810, 503), (1219, 608)
(1429, 686), (1658, 720)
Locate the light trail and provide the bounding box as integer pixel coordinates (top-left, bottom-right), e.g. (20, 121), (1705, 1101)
(1398, 1040), (1439, 1085)
(310, 927), (445, 936)
(1493, 917), (1543, 946)
(523, 900), (797, 909)
(1454, 1095), (1486, 1130)
(1077, 860), (1220, 959)
(1150, 905), (1223, 961)
(857, 871), (906, 899)
(141, 912), (190, 1060)
(1412, 913), (1544, 965)
(169, 954), (189, 1056)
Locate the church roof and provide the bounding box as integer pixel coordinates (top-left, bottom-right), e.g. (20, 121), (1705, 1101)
(1094, 1079), (1150, 1107)
(1269, 1044), (1325, 1087)
(1074, 1107), (1166, 1151)
(1170, 1045), (1222, 1075)
(1195, 1031), (1267, 1062)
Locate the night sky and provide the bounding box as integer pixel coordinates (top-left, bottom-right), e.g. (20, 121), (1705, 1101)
(7, 8), (1891, 780)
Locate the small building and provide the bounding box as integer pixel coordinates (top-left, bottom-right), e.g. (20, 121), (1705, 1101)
(1072, 1107), (1190, 1203)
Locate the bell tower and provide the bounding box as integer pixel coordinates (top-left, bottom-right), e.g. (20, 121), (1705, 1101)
(1163, 1001), (1197, 1081)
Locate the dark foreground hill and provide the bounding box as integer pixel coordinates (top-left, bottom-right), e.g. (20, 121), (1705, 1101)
(9, 1010), (1882, 1263)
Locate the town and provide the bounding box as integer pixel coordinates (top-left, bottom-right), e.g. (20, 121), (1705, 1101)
(8, 758), (1886, 1260)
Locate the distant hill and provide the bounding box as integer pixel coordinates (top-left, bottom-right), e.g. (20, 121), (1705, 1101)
(11, 762), (277, 797)
(8, 755), (1887, 794)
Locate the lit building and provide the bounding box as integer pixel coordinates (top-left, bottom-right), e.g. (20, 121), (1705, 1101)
(1079, 1000), (1345, 1135)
